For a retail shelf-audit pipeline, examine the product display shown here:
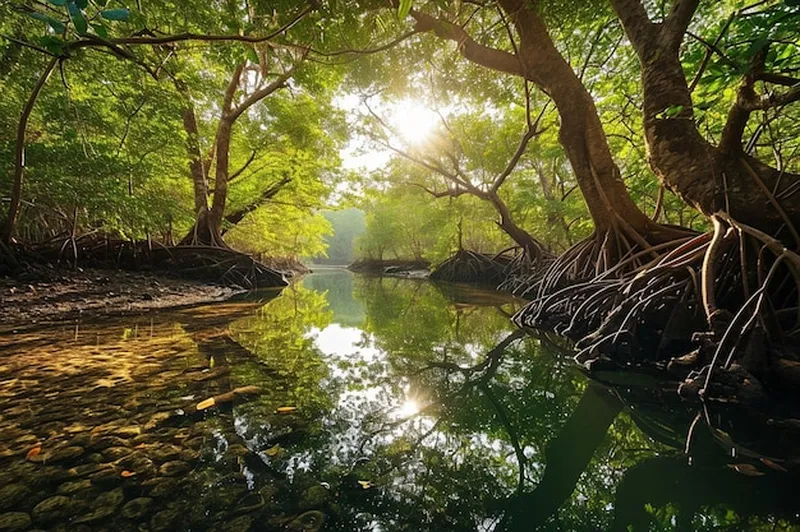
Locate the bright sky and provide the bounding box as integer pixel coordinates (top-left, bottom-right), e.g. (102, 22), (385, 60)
(337, 94), (441, 172)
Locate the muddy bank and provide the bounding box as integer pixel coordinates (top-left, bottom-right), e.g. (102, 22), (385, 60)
(0, 268), (245, 326)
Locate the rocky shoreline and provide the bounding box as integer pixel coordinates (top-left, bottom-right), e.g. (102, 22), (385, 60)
(0, 268), (245, 327)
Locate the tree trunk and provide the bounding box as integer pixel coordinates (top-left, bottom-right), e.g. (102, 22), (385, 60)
(488, 191), (546, 261)
(611, 0), (800, 239)
(177, 85), (210, 217)
(498, 0), (680, 245)
(2, 57), (58, 244)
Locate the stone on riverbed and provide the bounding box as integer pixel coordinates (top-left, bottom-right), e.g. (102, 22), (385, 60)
(0, 512), (31, 532)
(122, 497), (153, 520)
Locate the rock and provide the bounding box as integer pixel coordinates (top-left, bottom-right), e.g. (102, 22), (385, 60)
(116, 453), (156, 477)
(88, 436), (128, 451)
(113, 426), (142, 439)
(150, 508), (180, 531)
(121, 497), (153, 520)
(222, 514), (252, 532)
(73, 505), (115, 525)
(101, 446), (133, 461)
(57, 480), (92, 495)
(32, 496), (80, 523)
(298, 485), (329, 511)
(179, 448), (200, 462)
(49, 446), (84, 463)
(287, 511), (325, 532)
(89, 468), (120, 488)
(0, 484), (31, 511)
(145, 478), (179, 498)
(0, 512), (31, 532)
(93, 487), (124, 510)
(150, 444), (182, 462)
(158, 460), (190, 477)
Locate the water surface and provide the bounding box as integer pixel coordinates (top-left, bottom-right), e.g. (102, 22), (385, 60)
(0, 270), (798, 531)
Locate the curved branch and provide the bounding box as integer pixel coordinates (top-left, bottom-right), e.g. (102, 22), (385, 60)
(2, 56), (58, 243)
(409, 9), (523, 77)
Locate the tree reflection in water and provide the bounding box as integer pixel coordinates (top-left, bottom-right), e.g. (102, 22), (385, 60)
(217, 270), (800, 531)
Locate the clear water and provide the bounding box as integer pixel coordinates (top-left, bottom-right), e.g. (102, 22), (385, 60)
(0, 269), (799, 531)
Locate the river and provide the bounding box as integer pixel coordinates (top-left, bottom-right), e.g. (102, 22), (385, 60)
(0, 269), (797, 531)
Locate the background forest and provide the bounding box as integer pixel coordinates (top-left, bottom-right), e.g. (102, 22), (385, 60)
(8, 0), (794, 266)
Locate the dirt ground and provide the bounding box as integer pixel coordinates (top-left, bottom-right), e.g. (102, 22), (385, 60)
(0, 268), (243, 326)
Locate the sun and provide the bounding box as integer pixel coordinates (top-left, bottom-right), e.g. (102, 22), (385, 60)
(391, 100), (439, 145)
(398, 398), (421, 418)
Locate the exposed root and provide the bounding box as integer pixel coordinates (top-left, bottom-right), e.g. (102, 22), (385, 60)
(500, 227), (696, 297)
(31, 236), (288, 289)
(514, 214), (800, 408)
(431, 249), (521, 285)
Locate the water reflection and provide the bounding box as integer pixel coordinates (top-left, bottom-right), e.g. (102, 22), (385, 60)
(0, 270), (799, 531)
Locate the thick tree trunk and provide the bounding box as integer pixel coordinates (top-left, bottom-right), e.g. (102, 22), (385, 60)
(498, 0), (680, 244)
(178, 87), (210, 217)
(208, 118), (233, 241)
(611, 0), (800, 239)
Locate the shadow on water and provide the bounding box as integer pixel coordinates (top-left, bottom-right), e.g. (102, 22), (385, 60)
(1, 270), (799, 531)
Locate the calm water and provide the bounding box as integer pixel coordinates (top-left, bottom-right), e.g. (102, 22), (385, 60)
(1, 270), (799, 531)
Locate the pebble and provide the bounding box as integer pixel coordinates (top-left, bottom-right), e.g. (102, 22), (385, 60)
(0, 512), (31, 532)
(121, 497), (153, 520)
(158, 460), (190, 477)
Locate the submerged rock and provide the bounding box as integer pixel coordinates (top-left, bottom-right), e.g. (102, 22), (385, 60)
(32, 496), (81, 523)
(150, 508), (180, 531)
(0, 484), (31, 510)
(0, 512), (31, 532)
(158, 460), (191, 477)
(121, 497), (153, 520)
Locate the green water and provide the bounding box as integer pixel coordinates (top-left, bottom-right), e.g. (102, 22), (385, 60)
(0, 270), (798, 531)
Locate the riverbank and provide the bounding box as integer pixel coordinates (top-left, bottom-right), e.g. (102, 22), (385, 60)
(0, 268), (245, 326)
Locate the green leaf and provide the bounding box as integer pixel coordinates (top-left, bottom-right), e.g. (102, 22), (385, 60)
(90, 23), (109, 38)
(397, 0), (412, 20)
(27, 12), (66, 33)
(75, 0), (88, 8)
(47, 0), (67, 5)
(38, 35), (65, 55)
(68, 3), (88, 35)
(100, 8), (130, 21)
(245, 46), (260, 65)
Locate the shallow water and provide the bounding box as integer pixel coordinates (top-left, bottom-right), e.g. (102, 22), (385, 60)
(1, 269), (799, 531)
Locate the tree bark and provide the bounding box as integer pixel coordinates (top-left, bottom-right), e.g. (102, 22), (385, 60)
(610, 0), (800, 239)
(412, 4), (683, 247)
(2, 57), (58, 244)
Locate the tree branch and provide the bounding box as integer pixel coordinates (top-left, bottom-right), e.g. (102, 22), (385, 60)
(409, 9), (523, 77)
(661, 0), (700, 51)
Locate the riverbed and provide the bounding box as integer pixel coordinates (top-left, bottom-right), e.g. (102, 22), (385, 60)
(0, 270), (798, 531)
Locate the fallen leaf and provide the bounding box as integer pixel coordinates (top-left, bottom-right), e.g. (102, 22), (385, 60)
(276, 406), (297, 414)
(120, 470), (137, 478)
(265, 444), (281, 457)
(196, 398), (216, 411)
(26, 445), (42, 461)
(357, 480), (371, 489)
(727, 463), (765, 477)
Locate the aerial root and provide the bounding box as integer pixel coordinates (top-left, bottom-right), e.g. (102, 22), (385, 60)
(514, 214), (800, 407)
(431, 249), (522, 285)
(28, 235), (288, 289)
